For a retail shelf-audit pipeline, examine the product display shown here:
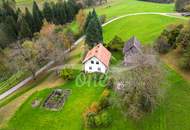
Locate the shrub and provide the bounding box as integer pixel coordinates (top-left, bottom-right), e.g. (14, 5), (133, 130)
(184, 4), (190, 11)
(94, 111), (112, 127)
(176, 0), (190, 12)
(84, 111), (112, 128)
(59, 68), (75, 80)
(101, 89), (110, 97)
(179, 45), (190, 70)
(106, 35), (124, 51)
(83, 89), (112, 128)
(85, 112), (97, 128)
(99, 89), (111, 110)
(106, 77), (114, 89)
(84, 102), (100, 116)
(100, 111), (112, 127)
(99, 15), (107, 24)
(99, 96), (110, 110)
(154, 35), (171, 54)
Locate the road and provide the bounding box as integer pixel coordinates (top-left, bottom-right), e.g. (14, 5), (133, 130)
(0, 12), (186, 101)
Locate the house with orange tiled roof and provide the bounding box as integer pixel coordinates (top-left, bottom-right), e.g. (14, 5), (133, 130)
(82, 43), (111, 73)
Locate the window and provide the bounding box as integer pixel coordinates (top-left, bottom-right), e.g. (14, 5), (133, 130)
(91, 60), (94, 64)
(89, 66), (92, 70)
(96, 61), (99, 64)
(98, 67), (101, 71)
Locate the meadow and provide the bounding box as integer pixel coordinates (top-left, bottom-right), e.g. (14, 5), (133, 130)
(103, 14), (184, 43)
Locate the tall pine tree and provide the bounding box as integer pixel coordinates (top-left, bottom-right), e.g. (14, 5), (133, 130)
(65, 1), (74, 22)
(33, 1), (43, 32)
(84, 12), (92, 33)
(43, 2), (53, 23)
(85, 9), (103, 47)
(18, 15), (32, 39)
(25, 7), (35, 34)
(92, 9), (103, 38)
(4, 16), (17, 38)
(59, 1), (67, 24)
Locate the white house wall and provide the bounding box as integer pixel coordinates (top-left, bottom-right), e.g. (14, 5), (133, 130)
(84, 57), (107, 73)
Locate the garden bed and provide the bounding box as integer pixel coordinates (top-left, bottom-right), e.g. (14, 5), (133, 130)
(43, 89), (71, 111)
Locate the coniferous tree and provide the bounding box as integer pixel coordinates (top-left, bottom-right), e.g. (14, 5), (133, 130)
(43, 2), (53, 23)
(0, 24), (13, 49)
(85, 9), (103, 47)
(53, 1), (67, 25)
(2, 0), (17, 20)
(0, 8), (6, 23)
(18, 15), (32, 39)
(32, 1), (43, 32)
(59, 1), (67, 24)
(84, 12), (92, 32)
(85, 18), (103, 47)
(52, 2), (60, 24)
(65, 1), (74, 22)
(25, 7), (35, 33)
(92, 9), (102, 37)
(68, 0), (79, 15)
(4, 16), (17, 38)
(0, 21), (16, 48)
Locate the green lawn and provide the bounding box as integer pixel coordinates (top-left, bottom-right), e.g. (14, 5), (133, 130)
(6, 77), (105, 130)
(95, 0), (175, 19)
(103, 14), (185, 43)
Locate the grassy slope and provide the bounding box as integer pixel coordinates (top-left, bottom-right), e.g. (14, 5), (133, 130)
(6, 79), (104, 130)
(103, 14), (185, 43)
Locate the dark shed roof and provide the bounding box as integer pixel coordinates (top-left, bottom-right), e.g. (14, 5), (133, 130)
(123, 36), (142, 54)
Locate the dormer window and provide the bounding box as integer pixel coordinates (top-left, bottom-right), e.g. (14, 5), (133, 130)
(96, 61), (99, 64)
(91, 60), (94, 64)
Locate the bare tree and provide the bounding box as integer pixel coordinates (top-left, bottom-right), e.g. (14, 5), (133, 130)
(6, 41), (40, 78)
(115, 49), (164, 120)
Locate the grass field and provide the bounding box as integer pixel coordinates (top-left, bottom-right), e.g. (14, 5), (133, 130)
(6, 77), (105, 130)
(94, 0), (175, 19)
(103, 14), (185, 43)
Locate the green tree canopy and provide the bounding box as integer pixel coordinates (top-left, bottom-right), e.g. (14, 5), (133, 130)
(32, 1), (43, 32)
(85, 9), (103, 47)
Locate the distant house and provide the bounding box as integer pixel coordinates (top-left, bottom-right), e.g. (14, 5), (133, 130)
(123, 36), (142, 66)
(83, 44), (111, 73)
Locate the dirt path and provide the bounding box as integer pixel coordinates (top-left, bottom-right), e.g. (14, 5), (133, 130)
(161, 49), (190, 81)
(0, 73), (63, 128)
